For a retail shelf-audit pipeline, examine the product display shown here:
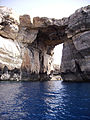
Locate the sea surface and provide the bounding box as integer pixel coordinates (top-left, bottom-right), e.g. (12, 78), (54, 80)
(0, 81), (90, 120)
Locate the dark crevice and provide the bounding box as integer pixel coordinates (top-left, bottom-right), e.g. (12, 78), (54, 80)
(75, 61), (87, 80)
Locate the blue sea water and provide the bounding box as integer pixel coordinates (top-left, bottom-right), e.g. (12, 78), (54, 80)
(0, 81), (90, 120)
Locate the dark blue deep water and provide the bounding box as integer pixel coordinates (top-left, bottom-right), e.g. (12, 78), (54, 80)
(0, 81), (90, 120)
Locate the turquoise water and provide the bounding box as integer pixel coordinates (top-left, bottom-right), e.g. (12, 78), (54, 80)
(0, 81), (90, 120)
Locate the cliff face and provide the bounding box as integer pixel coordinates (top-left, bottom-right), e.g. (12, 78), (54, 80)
(60, 6), (90, 81)
(0, 5), (90, 81)
(0, 7), (54, 81)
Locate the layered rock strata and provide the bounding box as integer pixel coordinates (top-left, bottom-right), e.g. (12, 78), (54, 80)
(60, 6), (90, 81)
(0, 5), (90, 81)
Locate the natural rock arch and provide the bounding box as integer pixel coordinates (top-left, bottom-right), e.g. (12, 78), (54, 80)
(0, 5), (90, 81)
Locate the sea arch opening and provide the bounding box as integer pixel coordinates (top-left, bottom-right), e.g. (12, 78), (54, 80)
(53, 43), (63, 66)
(48, 43), (63, 80)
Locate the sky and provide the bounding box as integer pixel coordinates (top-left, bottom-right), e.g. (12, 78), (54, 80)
(0, 0), (90, 65)
(0, 0), (90, 19)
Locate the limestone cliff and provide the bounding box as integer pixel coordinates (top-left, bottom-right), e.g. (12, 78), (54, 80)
(0, 5), (90, 81)
(60, 6), (90, 81)
(0, 6), (53, 81)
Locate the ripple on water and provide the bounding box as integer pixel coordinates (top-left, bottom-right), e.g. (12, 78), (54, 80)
(0, 81), (90, 120)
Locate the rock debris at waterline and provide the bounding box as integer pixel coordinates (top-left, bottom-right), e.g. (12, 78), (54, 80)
(0, 5), (90, 81)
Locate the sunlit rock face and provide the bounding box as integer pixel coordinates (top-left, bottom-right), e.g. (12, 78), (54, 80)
(0, 36), (22, 69)
(0, 6), (19, 40)
(0, 5), (90, 81)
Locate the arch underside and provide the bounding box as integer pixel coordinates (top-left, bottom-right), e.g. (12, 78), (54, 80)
(0, 5), (90, 81)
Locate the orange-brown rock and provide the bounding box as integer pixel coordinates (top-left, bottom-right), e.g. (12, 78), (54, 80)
(19, 14), (32, 27)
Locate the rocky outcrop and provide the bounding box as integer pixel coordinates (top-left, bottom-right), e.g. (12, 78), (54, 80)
(60, 6), (90, 81)
(0, 5), (90, 81)
(0, 6), (53, 81)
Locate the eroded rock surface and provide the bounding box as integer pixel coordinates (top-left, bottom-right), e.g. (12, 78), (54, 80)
(60, 6), (90, 81)
(0, 5), (90, 81)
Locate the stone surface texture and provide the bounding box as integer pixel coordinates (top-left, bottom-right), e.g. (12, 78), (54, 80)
(0, 5), (90, 81)
(60, 5), (90, 81)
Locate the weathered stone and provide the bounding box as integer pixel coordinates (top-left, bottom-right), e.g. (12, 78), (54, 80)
(17, 28), (38, 44)
(33, 17), (52, 27)
(19, 14), (32, 27)
(73, 31), (90, 52)
(60, 31), (90, 81)
(0, 36), (22, 70)
(1, 73), (10, 80)
(0, 6), (19, 40)
(21, 48), (40, 74)
(33, 17), (68, 27)
(0, 5), (90, 81)
(66, 5), (90, 38)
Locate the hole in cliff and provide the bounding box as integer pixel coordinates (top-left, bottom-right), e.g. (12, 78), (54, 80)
(53, 43), (63, 70)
